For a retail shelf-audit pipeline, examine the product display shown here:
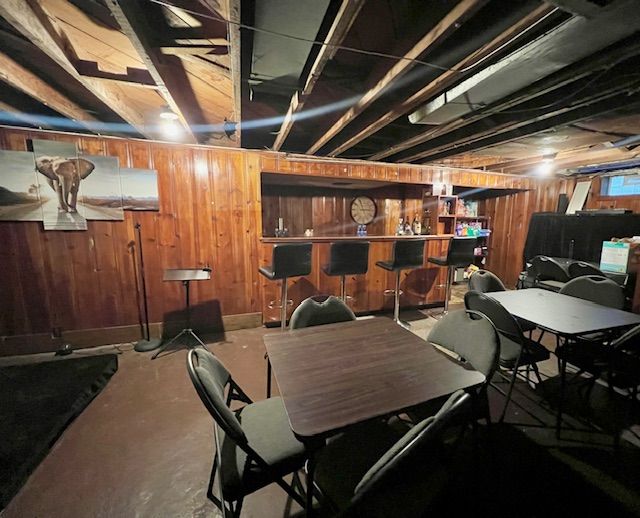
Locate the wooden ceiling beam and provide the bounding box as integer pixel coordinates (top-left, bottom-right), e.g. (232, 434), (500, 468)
(373, 33), (640, 163)
(335, 3), (556, 159)
(106, 0), (197, 143)
(223, 0), (242, 142)
(0, 0), (150, 137)
(305, 0), (487, 155)
(0, 50), (98, 128)
(272, 0), (365, 151)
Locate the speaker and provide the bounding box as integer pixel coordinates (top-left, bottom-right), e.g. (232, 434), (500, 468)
(556, 193), (569, 213)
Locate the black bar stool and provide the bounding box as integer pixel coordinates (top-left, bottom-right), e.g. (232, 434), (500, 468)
(375, 239), (425, 323)
(427, 237), (477, 316)
(259, 242), (312, 397)
(322, 241), (370, 302)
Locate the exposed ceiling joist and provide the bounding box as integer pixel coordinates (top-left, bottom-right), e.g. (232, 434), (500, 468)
(272, 0), (365, 151)
(305, 0), (488, 155)
(0, 50), (98, 128)
(106, 0), (197, 143)
(331, 3), (556, 158)
(376, 35), (640, 163)
(0, 0), (150, 137)
(214, 0), (241, 142)
(0, 99), (53, 129)
(412, 86), (640, 164)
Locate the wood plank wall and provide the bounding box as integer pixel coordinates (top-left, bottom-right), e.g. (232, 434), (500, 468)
(261, 184), (424, 237)
(0, 126), (570, 351)
(0, 128), (262, 351)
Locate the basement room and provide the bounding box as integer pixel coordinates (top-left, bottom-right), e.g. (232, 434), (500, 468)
(2, 0), (640, 516)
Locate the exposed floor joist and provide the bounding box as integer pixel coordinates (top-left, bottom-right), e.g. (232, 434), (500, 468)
(305, 0), (488, 155)
(331, 3), (556, 158)
(376, 35), (640, 163)
(272, 0), (365, 151)
(106, 0), (197, 143)
(0, 50), (98, 129)
(0, 0), (151, 137)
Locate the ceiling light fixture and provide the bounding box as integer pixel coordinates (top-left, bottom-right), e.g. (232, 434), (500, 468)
(159, 107), (179, 121)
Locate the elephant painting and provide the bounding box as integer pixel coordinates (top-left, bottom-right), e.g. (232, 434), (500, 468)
(35, 156), (95, 213)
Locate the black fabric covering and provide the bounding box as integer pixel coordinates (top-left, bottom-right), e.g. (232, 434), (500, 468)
(0, 354), (118, 509)
(523, 213), (640, 268)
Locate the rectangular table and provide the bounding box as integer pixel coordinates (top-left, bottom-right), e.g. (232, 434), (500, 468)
(263, 318), (485, 439)
(487, 288), (640, 337)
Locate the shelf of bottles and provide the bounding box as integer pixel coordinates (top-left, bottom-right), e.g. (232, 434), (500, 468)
(423, 189), (491, 264)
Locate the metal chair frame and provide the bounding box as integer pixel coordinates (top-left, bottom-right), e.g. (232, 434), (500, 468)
(187, 349), (307, 517)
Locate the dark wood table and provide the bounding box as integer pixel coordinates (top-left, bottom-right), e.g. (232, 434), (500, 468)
(265, 317), (485, 515)
(487, 289), (640, 337)
(264, 318), (485, 439)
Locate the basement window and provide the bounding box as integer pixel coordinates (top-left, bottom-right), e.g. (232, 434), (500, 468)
(601, 174), (640, 196)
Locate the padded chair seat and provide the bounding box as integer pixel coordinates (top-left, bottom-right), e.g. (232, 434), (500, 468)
(219, 397), (307, 500)
(314, 420), (404, 510)
(499, 335), (550, 369)
(427, 256), (448, 266)
(258, 265), (277, 280)
(537, 279), (566, 292)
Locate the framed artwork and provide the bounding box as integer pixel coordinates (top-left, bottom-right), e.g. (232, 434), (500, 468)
(120, 168), (159, 211)
(0, 150), (42, 221)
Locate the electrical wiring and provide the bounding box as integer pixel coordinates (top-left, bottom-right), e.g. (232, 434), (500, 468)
(147, 0), (557, 75)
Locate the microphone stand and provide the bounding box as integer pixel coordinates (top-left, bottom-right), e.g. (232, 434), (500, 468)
(134, 222), (162, 352)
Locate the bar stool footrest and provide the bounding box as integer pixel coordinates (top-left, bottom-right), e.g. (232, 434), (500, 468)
(267, 299), (294, 309)
(383, 289), (403, 296)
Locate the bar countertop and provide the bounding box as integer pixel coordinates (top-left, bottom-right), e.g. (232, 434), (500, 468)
(261, 234), (453, 243)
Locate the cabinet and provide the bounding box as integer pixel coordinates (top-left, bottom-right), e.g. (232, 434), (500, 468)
(423, 191), (491, 268)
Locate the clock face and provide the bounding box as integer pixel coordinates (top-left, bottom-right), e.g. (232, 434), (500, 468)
(350, 196), (376, 225)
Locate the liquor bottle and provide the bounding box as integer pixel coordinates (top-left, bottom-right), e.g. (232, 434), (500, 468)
(396, 218), (404, 236)
(404, 219), (413, 235)
(412, 213), (421, 235)
(421, 209), (431, 235)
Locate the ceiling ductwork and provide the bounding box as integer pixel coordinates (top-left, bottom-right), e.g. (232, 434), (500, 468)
(408, 0), (640, 126)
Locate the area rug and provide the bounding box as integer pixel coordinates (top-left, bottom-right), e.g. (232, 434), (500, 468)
(0, 354), (118, 509)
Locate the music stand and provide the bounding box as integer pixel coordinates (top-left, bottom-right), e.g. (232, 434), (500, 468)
(152, 268), (212, 359)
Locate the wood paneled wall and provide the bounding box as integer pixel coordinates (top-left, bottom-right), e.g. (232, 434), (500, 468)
(0, 126), (569, 351)
(0, 128), (262, 350)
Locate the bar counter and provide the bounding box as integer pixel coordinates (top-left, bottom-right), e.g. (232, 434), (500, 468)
(261, 234), (453, 243)
(259, 234), (453, 324)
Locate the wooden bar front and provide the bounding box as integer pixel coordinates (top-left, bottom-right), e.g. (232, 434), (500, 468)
(259, 236), (451, 325)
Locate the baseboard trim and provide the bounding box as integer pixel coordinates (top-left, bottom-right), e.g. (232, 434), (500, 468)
(0, 312), (262, 357)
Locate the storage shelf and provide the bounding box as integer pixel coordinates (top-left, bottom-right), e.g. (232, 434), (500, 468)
(456, 215), (488, 220)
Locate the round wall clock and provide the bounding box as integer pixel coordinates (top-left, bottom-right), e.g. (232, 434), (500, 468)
(350, 196), (376, 225)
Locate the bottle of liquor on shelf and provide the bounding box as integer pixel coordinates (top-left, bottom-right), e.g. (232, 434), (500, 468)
(396, 218), (404, 236)
(412, 213), (421, 235)
(421, 209), (431, 235)
(404, 219), (413, 235)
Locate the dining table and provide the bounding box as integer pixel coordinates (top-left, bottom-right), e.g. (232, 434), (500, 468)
(486, 288), (640, 434)
(486, 288), (640, 338)
(263, 317), (485, 515)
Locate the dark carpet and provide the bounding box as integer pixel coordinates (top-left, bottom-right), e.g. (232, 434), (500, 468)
(0, 354), (118, 509)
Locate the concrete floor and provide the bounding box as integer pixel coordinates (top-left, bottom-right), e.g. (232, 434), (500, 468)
(2, 289), (639, 517)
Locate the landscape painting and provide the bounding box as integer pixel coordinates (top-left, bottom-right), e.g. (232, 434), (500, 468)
(120, 168), (159, 211)
(32, 139), (87, 230)
(0, 150), (42, 221)
(79, 154), (124, 220)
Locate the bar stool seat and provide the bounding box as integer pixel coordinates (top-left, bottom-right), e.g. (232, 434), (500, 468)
(375, 239), (425, 324)
(323, 241), (370, 302)
(259, 242), (312, 397)
(427, 237), (477, 316)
